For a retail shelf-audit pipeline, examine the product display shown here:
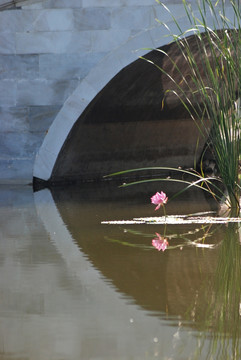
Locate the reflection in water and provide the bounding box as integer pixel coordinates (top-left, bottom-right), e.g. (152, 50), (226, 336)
(152, 232), (169, 251)
(199, 224), (241, 359)
(0, 183), (240, 359)
(50, 183), (241, 359)
(108, 223), (241, 359)
(49, 184), (240, 359)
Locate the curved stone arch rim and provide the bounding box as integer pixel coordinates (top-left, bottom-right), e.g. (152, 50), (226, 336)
(33, 7), (233, 183)
(33, 25), (163, 182)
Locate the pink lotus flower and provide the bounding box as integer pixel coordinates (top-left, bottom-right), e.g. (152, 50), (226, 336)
(151, 191), (168, 211)
(152, 233), (169, 252)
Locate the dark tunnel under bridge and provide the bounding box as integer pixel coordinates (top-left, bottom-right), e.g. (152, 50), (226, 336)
(34, 30), (235, 187)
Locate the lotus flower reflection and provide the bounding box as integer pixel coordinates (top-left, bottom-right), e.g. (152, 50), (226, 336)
(151, 191), (168, 211)
(152, 233), (169, 251)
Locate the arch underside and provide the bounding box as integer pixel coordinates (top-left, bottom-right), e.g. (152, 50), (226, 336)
(33, 9), (236, 186)
(48, 35), (214, 185)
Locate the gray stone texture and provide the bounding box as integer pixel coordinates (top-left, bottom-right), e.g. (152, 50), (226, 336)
(0, 106), (29, 132)
(0, 159), (34, 182)
(0, 0), (230, 183)
(39, 52), (107, 80)
(33, 0), (83, 8)
(74, 8), (111, 30)
(0, 132), (41, 158)
(0, 105), (61, 132)
(0, 80), (17, 106)
(0, 103), (60, 183)
(16, 31), (91, 54)
(0, 33), (16, 54)
(16, 79), (79, 105)
(0, 55), (39, 79)
(111, 6), (157, 30)
(28, 105), (62, 131)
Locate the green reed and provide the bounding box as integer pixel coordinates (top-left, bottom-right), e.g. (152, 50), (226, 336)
(152, 0), (241, 214)
(106, 1), (241, 215)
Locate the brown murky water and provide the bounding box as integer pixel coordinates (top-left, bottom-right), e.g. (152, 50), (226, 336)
(0, 182), (240, 360)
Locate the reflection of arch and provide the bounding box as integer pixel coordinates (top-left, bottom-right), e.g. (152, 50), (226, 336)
(49, 182), (218, 319)
(33, 187), (188, 357)
(33, 7), (234, 184)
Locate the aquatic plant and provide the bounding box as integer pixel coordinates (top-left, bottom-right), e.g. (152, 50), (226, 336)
(151, 191), (168, 210)
(151, 190), (168, 237)
(187, 223), (241, 359)
(152, 232), (169, 251)
(105, 165), (226, 213)
(103, 214), (221, 250)
(106, 0), (241, 216)
(150, 0), (241, 215)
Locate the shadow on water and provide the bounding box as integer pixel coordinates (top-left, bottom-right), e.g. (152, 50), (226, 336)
(47, 181), (240, 359)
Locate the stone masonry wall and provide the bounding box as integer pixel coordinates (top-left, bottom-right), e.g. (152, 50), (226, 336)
(0, 0), (219, 183)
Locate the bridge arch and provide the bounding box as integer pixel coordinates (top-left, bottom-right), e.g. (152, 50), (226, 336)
(33, 25), (166, 182)
(33, 6), (234, 184)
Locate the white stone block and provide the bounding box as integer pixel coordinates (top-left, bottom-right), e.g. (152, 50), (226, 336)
(21, 3), (44, 9)
(16, 31), (92, 54)
(113, 30), (155, 68)
(90, 30), (131, 52)
(0, 132), (41, 158)
(83, 0), (157, 7)
(149, 15), (196, 50)
(33, 147), (57, 180)
(74, 8), (111, 30)
(111, 6), (155, 30)
(27, 9), (75, 32)
(0, 10), (35, 33)
(63, 78), (98, 116)
(39, 52), (107, 80)
(16, 79), (79, 106)
(0, 33), (16, 54)
(223, 7), (238, 26)
(0, 106), (29, 132)
(153, 4), (189, 24)
(18, 0), (44, 9)
(0, 9), (75, 33)
(0, 80), (16, 106)
(0, 55), (39, 80)
(29, 105), (61, 131)
(41, 0), (82, 8)
(84, 52), (123, 93)
(0, 11), (20, 32)
(0, 158), (33, 183)
(149, 25), (173, 49)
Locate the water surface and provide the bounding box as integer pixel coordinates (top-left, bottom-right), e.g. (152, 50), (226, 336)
(0, 183), (240, 359)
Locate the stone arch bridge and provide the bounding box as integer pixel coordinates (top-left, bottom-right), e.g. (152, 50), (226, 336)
(0, 0), (235, 184)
